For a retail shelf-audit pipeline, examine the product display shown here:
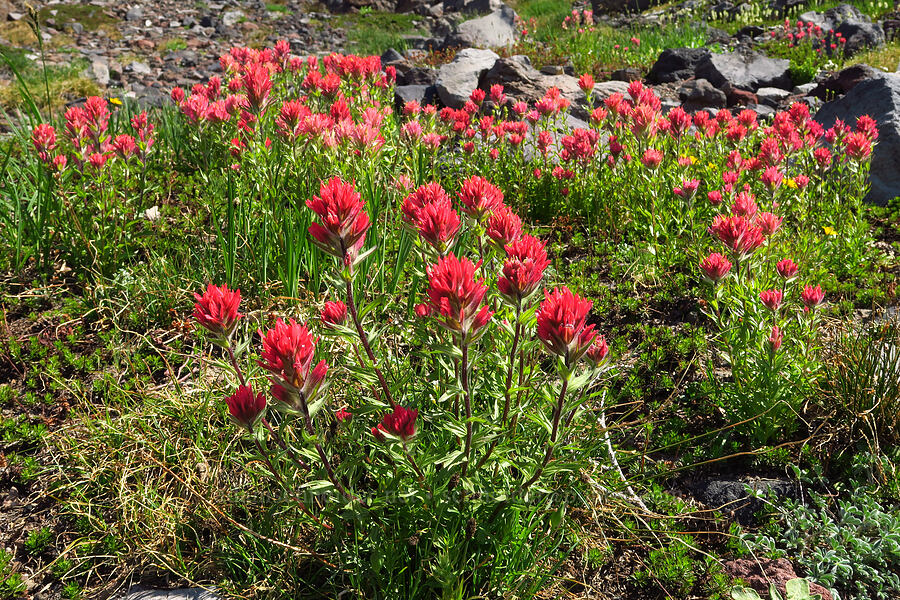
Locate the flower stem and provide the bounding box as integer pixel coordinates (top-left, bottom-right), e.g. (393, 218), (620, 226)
(461, 341), (473, 477)
(254, 438), (331, 529)
(345, 278), (396, 408)
(520, 375), (570, 495)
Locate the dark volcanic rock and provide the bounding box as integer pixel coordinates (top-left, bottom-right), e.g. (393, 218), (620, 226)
(646, 47), (711, 84)
(815, 72), (900, 205)
(724, 558), (834, 600)
(591, 0), (659, 14)
(688, 477), (796, 524)
(394, 84), (438, 108)
(678, 78), (726, 111)
(810, 63), (882, 99)
(696, 51), (792, 92)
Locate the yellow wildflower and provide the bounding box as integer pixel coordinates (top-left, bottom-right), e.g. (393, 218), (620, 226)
(109, 97), (123, 106)
(823, 226), (837, 236)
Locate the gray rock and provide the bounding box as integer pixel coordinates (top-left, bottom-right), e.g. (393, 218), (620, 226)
(793, 82), (818, 95)
(91, 60), (110, 86)
(800, 3), (884, 56)
(66, 22), (84, 34)
(128, 61), (152, 76)
(435, 47), (498, 107)
(116, 587), (219, 600)
(592, 0), (658, 14)
(480, 55), (585, 110)
(381, 48), (405, 64)
(696, 51), (792, 92)
(678, 78), (727, 110)
(397, 66), (438, 86)
(747, 103), (776, 118)
(611, 67), (642, 82)
(810, 63), (882, 100)
(222, 10), (245, 27)
(592, 80), (631, 99)
(815, 73), (900, 205)
(445, 4), (517, 49)
(125, 6), (143, 21)
(394, 84), (437, 108)
(646, 47), (711, 84)
(756, 86), (791, 106)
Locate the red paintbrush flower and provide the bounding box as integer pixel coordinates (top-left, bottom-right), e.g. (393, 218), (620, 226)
(193, 283), (242, 338)
(498, 234), (549, 304)
(536, 286), (596, 362)
(225, 385), (266, 429)
(307, 176), (370, 265)
(423, 253), (493, 340)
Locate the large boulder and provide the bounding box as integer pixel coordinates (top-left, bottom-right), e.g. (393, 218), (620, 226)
(480, 55), (586, 106)
(444, 4), (518, 49)
(647, 47), (712, 84)
(435, 47), (499, 107)
(696, 51), (792, 92)
(815, 72), (900, 205)
(800, 4), (884, 56)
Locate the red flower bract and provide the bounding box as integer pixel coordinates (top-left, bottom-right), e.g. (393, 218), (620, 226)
(708, 215), (765, 258)
(536, 286), (596, 361)
(225, 385), (266, 429)
(307, 176), (370, 264)
(258, 319), (328, 407)
(424, 253), (493, 340)
(801, 285), (825, 309)
(498, 234), (550, 304)
(193, 283), (242, 337)
(373, 405), (418, 441)
(776, 259), (799, 280)
(486, 204), (523, 250)
(402, 182), (451, 225)
(759, 289), (783, 311)
(458, 176), (504, 221)
(699, 253), (732, 283)
(417, 197), (460, 254)
(321, 300), (348, 327)
(768, 325), (783, 351)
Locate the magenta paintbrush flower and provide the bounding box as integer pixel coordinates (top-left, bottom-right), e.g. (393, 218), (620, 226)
(321, 301), (348, 327)
(423, 253), (493, 340)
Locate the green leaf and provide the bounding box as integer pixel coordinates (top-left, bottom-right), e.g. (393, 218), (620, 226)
(730, 587), (763, 600)
(785, 579), (812, 600)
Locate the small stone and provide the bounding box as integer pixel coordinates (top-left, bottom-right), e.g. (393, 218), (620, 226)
(125, 6), (143, 21)
(756, 86), (791, 106)
(222, 10), (245, 27)
(91, 60), (110, 86)
(129, 61), (152, 76)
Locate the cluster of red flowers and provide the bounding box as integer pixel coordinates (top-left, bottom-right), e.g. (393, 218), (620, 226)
(173, 44), (395, 160)
(771, 18), (847, 53)
(31, 97), (155, 172)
